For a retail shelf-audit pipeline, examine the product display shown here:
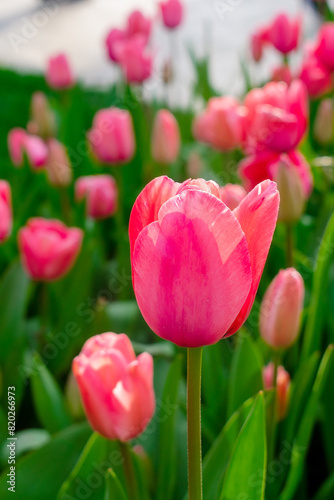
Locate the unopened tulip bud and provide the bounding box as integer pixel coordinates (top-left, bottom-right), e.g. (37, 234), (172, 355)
(45, 139), (72, 187)
(219, 184), (247, 210)
(263, 363), (290, 419)
(75, 175), (118, 219)
(0, 181), (12, 243)
(7, 128), (26, 166)
(314, 98), (334, 146)
(46, 53), (74, 90)
(151, 109), (180, 164)
(126, 10), (151, 44)
(275, 158), (305, 222)
(30, 92), (57, 139)
(268, 13), (301, 55)
(271, 65), (292, 85)
(260, 268), (304, 349)
(160, 0), (183, 29)
(8, 128), (48, 169)
(186, 152), (203, 178)
(116, 35), (152, 84)
(65, 371), (85, 421)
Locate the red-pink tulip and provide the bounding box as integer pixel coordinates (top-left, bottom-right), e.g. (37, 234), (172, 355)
(18, 218), (83, 281)
(0, 181), (12, 243)
(299, 55), (333, 98)
(75, 175), (118, 219)
(72, 332), (155, 441)
(126, 10), (151, 44)
(46, 53), (74, 90)
(151, 109), (180, 164)
(260, 268), (304, 349)
(8, 128), (48, 169)
(243, 80), (308, 153)
(268, 13), (301, 55)
(45, 139), (72, 187)
(271, 65), (293, 85)
(314, 23), (334, 71)
(160, 0), (183, 29)
(116, 35), (152, 84)
(251, 26), (270, 62)
(219, 184), (247, 211)
(88, 108), (135, 165)
(105, 29), (127, 63)
(193, 96), (245, 151)
(263, 363), (290, 419)
(129, 176), (279, 347)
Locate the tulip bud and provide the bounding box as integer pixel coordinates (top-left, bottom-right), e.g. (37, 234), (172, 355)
(268, 13), (301, 55)
(30, 92), (57, 139)
(160, 0), (183, 29)
(186, 152), (203, 178)
(314, 98), (334, 146)
(151, 109), (180, 164)
(72, 332), (155, 441)
(75, 175), (118, 219)
(8, 128), (48, 169)
(116, 35), (152, 84)
(46, 53), (74, 90)
(126, 10), (151, 44)
(251, 26), (270, 62)
(0, 181), (12, 243)
(260, 268), (304, 349)
(65, 371), (85, 421)
(45, 139), (72, 187)
(219, 184), (247, 211)
(105, 28), (127, 63)
(263, 363), (290, 420)
(275, 158), (305, 223)
(8, 128), (26, 167)
(271, 65), (292, 85)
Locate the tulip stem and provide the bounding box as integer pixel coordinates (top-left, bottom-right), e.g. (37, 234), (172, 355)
(286, 223), (294, 267)
(119, 441), (138, 500)
(187, 347), (203, 500)
(268, 350), (280, 464)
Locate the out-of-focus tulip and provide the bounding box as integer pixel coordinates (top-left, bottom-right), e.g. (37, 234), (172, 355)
(186, 152), (203, 178)
(275, 158), (306, 222)
(268, 13), (301, 55)
(30, 92), (57, 139)
(299, 56), (333, 98)
(72, 332), (155, 441)
(105, 28), (127, 63)
(116, 35), (152, 84)
(160, 0), (183, 29)
(75, 175), (118, 219)
(129, 176), (279, 347)
(8, 128), (48, 169)
(193, 96), (245, 151)
(251, 26), (270, 62)
(314, 23), (334, 71)
(46, 53), (74, 90)
(219, 183), (247, 211)
(8, 128), (26, 166)
(88, 108), (135, 165)
(0, 181), (12, 243)
(263, 363), (291, 420)
(243, 80), (308, 153)
(314, 98), (334, 145)
(45, 139), (72, 187)
(18, 218), (83, 281)
(151, 109), (180, 164)
(260, 268), (304, 348)
(65, 371), (84, 421)
(271, 65), (293, 85)
(126, 10), (151, 44)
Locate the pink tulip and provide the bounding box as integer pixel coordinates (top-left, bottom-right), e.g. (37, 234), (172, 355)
(251, 26), (270, 62)
(8, 128), (48, 169)
(46, 53), (74, 90)
(129, 176), (279, 347)
(314, 23), (334, 71)
(8, 128), (27, 166)
(193, 96), (245, 151)
(268, 13), (301, 55)
(116, 35), (152, 84)
(126, 10), (151, 44)
(219, 184), (247, 211)
(105, 29), (127, 63)
(151, 109), (180, 164)
(87, 108), (135, 165)
(243, 80), (308, 153)
(72, 332), (155, 441)
(18, 218), (83, 281)
(271, 65), (293, 85)
(0, 181), (12, 243)
(30, 91), (57, 139)
(260, 268), (304, 348)
(160, 0), (183, 29)
(263, 363), (290, 419)
(299, 55), (333, 99)
(75, 175), (118, 219)
(45, 139), (72, 187)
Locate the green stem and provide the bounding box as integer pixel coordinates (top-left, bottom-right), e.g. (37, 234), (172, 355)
(119, 441), (138, 500)
(187, 347), (203, 500)
(268, 350), (280, 464)
(286, 224), (294, 267)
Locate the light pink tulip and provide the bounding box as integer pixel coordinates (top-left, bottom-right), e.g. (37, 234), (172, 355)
(105, 28), (127, 63)
(160, 0), (183, 29)
(263, 363), (290, 419)
(129, 176), (279, 347)
(8, 128), (27, 166)
(151, 109), (180, 164)
(8, 128), (48, 169)
(116, 35), (152, 84)
(260, 268), (304, 349)
(45, 139), (72, 187)
(219, 184), (247, 211)
(46, 53), (74, 90)
(18, 218), (83, 281)
(0, 181), (12, 243)
(75, 175), (118, 219)
(268, 13), (301, 55)
(193, 96), (245, 151)
(126, 10), (151, 44)
(299, 55), (333, 99)
(271, 65), (293, 85)
(30, 91), (57, 139)
(72, 332), (155, 441)
(314, 23), (334, 71)
(88, 108), (135, 165)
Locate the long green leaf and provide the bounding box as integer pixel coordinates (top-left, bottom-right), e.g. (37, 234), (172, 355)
(104, 469), (128, 500)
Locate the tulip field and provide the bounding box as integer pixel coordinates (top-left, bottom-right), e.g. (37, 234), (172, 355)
(1, 1), (334, 499)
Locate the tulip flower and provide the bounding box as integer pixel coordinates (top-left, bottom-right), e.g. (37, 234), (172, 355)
(0, 181), (12, 243)
(126, 10), (151, 44)
(30, 92), (57, 139)
(46, 53), (74, 90)
(45, 139), (72, 187)
(129, 176), (279, 347)
(7, 128), (27, 166)
(314, 98), (334, 145)
(299, 56), (333, 98)
(263, 363), (290, 419)
(260, 268), (304, 349)
(116, 35), (152, 84)
(219, 183), (247, 211)
(105, 28), (127, 63)
(75, 175), (118, 219)
(251, 25), (270, 62)
(314, 23), (334, 71)
(18, 218), (83, 281)
(193, 96), (245, 151)
(87, 108), (135, 165)
(271, 65), (293, 85)
(160, 0), (183, 29)
(268, 13), (301, 55)
(151, 109), (180, 164)
(72, 332), (155, 441)
(8, 128), (48, 169)
(243, 80), (308, 154)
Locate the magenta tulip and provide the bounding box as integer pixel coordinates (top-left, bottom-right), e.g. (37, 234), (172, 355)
(0, 181), (12, 243)
(18, 218), (83, 281)
(314, 23), (334, 71)
(219, 184), (247, 211)
(72, 332), (155, 441)
(117, 35), (152, 84)
(126, 10), (151, 44)
(251, 25), (270, 62)
(105, 28), (127, 63)
(129, 176), (279, 347)
(160, 0), (183, 29)
(75, 175), (118, 219)
(46, 53), (74, 90)
(271, 65), (293, 85)
(268, 13), (301, 55)
(299, 55), (333, 98)
(151, 109), (180, 164)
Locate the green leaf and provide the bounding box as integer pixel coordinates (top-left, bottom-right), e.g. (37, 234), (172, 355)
(0, 423), (91, 500)
(313, 472), (334, 500)
(0, 429), (50, 466)
(104, 468), (128, 500)
(227, 332), (264, 418)
(156, 355), (183, 500)
(30, 352), (72, 433)
(220, 392), (267, 500)
(279, 345), (334, 500)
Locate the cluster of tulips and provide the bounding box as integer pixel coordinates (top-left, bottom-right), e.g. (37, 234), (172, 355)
(1, 2), (334, 500)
